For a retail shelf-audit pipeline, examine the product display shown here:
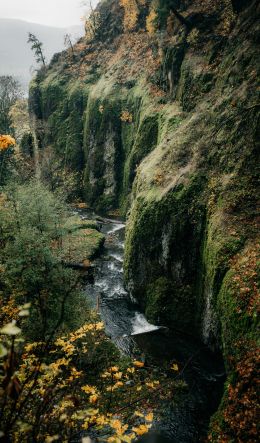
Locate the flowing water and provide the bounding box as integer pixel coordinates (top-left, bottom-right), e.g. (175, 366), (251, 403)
(79, 209), (225, 443)
(82, 211), (161, 354)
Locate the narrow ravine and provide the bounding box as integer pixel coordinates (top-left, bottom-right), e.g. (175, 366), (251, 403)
(79, 209), (226, 443)
(80, 209), (161, 354)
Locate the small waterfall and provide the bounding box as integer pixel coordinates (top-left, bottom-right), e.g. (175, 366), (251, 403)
(107, 223), (125, 234)
(131, 312), (160, 335)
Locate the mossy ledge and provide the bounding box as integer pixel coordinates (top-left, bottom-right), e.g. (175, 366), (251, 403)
(29, 0), (259, 439)
(61, 215), (105, 267)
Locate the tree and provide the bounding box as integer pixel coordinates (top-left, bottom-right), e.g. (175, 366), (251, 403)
(0, 76), (23, 134)
(120, 0), (148, 31)
(64, 33), (75, 60)
(27, 33), (46, 67)
(84, 0), (102, 40)
(0, 135), (16, 186)
(9, 99), (30, 143)
(0, 181), (77, 339)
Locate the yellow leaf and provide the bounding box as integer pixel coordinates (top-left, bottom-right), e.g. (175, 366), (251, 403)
(114, 371), (122, 380)
(171, 363), (179, 371)
(107, 437), (121, 443)
(95, 415), (108, 426)
(89, 394), (98, 404)
(133, 360), (144, 368)
(145, 412), (153, 422)
(134, 411), (144, 417)
(81, 385), (96, 395)
(145, 382), (155, 389)
(111, 419), (122, 431)
(132, 424), (149, 435)
(95, 321), (104, 330)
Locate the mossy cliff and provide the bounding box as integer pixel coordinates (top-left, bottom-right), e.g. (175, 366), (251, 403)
(29, 0), (259, 439)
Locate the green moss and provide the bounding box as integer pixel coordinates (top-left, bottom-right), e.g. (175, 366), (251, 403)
(64, 215), (99, 232)
(203, 222), (245, 301)
(144, 276), (194, 331)
(61, 228), (105, 264)
(176, 56), (215, 111)
(145, 277), (173, 323)
(29, 74), (87, 171)
(82, 84), (124, 209)
(41, 75), (66, 118)
(122, 113), (159, 206)
(124, 174), (206, 334)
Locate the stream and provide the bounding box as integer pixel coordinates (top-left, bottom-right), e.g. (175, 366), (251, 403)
(79, 209), (225, 443)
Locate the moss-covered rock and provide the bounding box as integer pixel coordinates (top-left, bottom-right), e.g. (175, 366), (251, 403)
(144, 276), (190, 328)
(60, 215), (104, 265)
(61, 228), (105, 265)
(82, 81), (124, 210)
(63, 215), (99, 232)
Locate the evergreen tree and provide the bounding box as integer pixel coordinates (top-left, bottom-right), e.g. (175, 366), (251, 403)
(27, 33), (46, 67)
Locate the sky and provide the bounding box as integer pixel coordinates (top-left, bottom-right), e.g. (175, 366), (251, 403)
(0, 0), (99, 28)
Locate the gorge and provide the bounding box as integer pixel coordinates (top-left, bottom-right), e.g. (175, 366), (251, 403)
(5, 0), (258, 441)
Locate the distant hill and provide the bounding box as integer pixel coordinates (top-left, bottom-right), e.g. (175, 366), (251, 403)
(0, 19), (84, 92)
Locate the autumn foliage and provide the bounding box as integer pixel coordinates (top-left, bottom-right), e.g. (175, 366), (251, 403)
(120, 0), (147, 31)
(0, 302), (177, 442)
(0, 135), (16, 151)
(0, 313), (157, 442)
(209, 343), (259, 443)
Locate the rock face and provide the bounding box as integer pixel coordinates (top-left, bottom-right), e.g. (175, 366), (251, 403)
(29, 0), (259, 439)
